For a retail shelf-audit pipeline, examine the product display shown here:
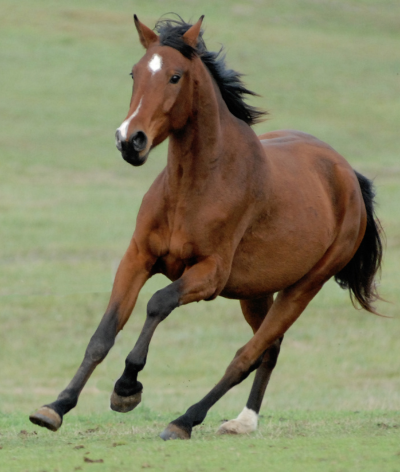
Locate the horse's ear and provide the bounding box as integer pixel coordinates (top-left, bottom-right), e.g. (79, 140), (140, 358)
(182, 15), (204, 48)
(134, 14), (158, 49)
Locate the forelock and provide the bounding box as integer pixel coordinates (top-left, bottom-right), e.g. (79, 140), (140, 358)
(154, 15), (206, 59)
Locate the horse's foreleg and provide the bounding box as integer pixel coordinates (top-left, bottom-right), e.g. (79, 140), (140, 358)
(111, 256), (221, 414)
(218, 296), (283, 435)
(160, 283), (322, 440)
(110, 280), (182, 412)
(29, 240), (152, 431)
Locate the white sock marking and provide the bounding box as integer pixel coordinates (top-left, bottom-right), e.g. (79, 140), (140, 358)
(148, 54), (163, 74)
(117, 97), (143, 140)
(217, 407), (258, 435)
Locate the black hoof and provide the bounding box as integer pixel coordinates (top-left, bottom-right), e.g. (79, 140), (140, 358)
(159, 423), (191, 440)
(29, 407), (62, 432)
(110, 390), (142, 413)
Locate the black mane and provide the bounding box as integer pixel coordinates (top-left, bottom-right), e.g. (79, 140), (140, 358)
(154, 15), (267, 126)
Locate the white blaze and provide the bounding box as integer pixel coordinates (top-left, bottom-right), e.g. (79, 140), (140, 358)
(117, 97), (143, 140)
(148, 54), (163, 74)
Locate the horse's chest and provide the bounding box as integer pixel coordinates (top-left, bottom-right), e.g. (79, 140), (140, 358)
(150, 229), (198, 280)
(168, 229), (200, 262)
(149, 207), (231, 279)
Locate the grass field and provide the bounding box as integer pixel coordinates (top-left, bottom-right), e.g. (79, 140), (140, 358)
(0, 0), (399, 470)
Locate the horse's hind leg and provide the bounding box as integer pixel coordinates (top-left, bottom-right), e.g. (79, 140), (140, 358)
(160, 283), (322, 440)
(218, 296), (283, 435)
(29, 240), (152, 431)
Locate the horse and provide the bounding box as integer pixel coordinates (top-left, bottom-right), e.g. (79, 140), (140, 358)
(30, 15), (383, 440)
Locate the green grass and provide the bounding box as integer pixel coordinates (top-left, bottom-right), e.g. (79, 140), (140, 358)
(0, 0), (400, 470)
(1, 411), (400, 472)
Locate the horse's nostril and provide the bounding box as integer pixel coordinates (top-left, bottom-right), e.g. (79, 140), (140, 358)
(130, 131), (148, 152)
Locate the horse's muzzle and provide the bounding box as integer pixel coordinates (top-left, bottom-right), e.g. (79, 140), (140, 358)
(115, 130), (149, 167)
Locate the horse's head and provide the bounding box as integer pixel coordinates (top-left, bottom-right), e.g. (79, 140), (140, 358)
(115, 15), (204, 166)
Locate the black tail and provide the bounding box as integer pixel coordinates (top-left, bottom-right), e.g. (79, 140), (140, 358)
(334, 170), (384, 315)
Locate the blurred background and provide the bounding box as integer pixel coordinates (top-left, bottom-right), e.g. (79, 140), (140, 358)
(0, 0), (399, 420)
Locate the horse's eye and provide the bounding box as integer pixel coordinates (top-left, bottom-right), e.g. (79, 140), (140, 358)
(170, 74), (181, 84)
(129, 72), (133, 79)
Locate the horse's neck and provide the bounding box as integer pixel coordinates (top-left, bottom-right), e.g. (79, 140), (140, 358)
(166, 62), (238, 191)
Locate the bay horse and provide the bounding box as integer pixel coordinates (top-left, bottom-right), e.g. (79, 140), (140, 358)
(30, 15), (383, 440)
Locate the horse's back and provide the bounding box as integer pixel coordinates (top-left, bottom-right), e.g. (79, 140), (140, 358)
(258, 129), (359, 202)
(259, 129), (340, 159)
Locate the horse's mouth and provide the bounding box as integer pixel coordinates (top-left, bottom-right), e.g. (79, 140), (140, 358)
(120, 150), (149, 167)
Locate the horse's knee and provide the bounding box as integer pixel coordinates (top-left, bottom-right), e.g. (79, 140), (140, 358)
(85, 332), (115, 363)
(85, 310), (118, 363)
(147, 283), (181, 320)
(86, 343), (112, 364)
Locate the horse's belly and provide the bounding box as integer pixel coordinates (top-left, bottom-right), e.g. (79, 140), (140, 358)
(221, 222), (333, 299)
